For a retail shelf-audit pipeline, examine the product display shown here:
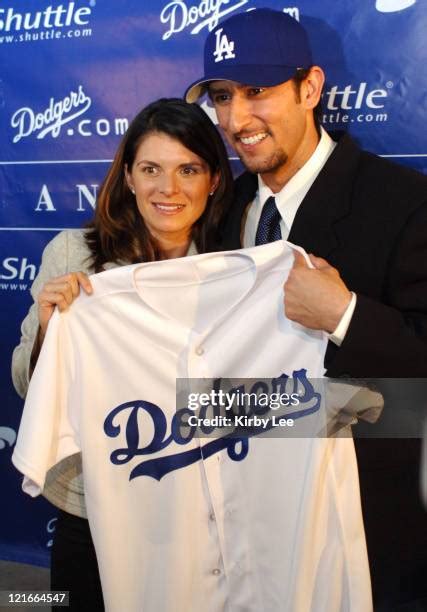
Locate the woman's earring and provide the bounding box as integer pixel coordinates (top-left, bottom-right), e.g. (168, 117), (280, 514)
(130, 187), (135, 195)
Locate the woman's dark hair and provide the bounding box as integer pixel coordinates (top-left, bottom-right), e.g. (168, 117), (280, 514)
(85, 98), (233, 271)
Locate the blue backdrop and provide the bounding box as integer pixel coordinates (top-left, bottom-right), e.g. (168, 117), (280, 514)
(1, 0), (426, 567)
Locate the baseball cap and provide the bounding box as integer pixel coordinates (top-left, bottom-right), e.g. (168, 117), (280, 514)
(184, 8), (313, 103)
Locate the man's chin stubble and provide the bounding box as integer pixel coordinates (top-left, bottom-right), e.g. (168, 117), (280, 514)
(240, 150), (288, 175)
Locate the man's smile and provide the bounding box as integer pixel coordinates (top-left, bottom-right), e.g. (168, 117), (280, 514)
(237, 132), (269, 146)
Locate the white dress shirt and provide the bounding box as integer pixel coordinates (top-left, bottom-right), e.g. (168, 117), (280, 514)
(243, 127), (356, 346)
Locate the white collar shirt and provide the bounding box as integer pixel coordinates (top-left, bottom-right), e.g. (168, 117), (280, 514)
(242, 129), (356, 346)
(243, 127), (336, 247)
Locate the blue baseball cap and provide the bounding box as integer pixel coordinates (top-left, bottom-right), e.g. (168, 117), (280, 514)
(185, 8), (313, 103)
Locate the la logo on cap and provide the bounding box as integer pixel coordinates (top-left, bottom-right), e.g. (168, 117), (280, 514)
(213, 28), (235, 63)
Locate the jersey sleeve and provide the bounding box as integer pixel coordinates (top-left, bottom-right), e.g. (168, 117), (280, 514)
(322, 380), (384, 436)
(11, 308), (80, 497)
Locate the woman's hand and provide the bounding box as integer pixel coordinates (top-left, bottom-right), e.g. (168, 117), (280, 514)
(37, 272), (93, 338)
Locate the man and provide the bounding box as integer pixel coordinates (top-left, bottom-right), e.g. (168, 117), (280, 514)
(185, 8), (427, 610)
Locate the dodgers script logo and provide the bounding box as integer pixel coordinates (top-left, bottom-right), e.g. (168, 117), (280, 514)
(0, 427), (17, 450)
(10, 85), (91, 142)
(213, 27), (235, 62)
(46, 517), (57, 549)
(160, 0), (248, 40)
(375, 0), (416, 12)
(104, 370), (321, 481)
(0, 427), (16, 450)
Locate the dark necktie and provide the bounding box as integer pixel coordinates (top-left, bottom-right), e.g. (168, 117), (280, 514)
(255, 196), (282, 245)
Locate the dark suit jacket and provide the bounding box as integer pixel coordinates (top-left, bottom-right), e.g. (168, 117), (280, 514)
(220, 132), (427, 606)
(221, 132), (427, 378)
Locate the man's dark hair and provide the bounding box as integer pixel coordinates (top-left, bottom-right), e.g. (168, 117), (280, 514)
(292, 68), (323, 135)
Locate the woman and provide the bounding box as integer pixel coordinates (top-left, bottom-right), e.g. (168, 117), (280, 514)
(11, 97), (233, 610)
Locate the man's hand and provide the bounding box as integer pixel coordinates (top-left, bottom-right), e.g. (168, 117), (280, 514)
(284, 251), (352, 333)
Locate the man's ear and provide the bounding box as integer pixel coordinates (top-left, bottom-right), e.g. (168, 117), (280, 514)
(301, 66), (325, 110)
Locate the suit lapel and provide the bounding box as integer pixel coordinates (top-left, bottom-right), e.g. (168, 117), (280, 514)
(226, 133), (363, 256)
(288, 134), (361, 258)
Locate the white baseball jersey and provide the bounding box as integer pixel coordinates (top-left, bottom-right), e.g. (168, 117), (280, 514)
(13, 241), (372, 612)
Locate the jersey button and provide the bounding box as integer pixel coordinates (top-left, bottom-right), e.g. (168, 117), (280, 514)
(209, 512), (215, 521)
(212, 568), (221, 576)
(195, 346), (205, 356)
